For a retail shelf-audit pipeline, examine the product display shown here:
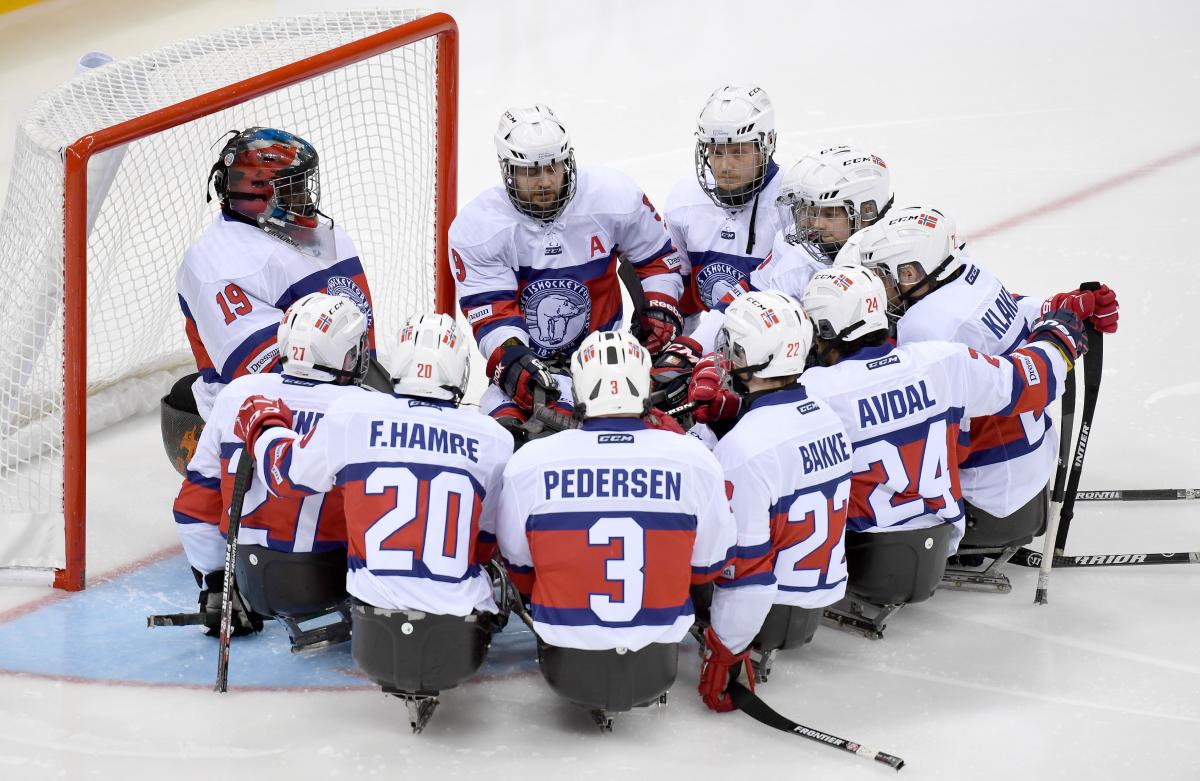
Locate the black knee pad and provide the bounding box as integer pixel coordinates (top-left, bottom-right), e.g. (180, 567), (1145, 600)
(753, 604), (822, 653)
(962, 484), (1050, 548)
(161, 373), (203, 477)
(350, 601), (491, 694)
(234, 545), (347, 619)
(538, 642), (678, 712)
(845, 524), (953, 605)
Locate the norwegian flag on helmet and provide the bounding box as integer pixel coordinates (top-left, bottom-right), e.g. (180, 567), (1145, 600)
(917, 213), (939, 229)
(760, 308), (780, 327)
(314, 313), (333, 333)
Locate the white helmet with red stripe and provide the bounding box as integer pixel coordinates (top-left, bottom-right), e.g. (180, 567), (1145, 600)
(277, 292), (370, 384)
(716, 290), (813, 380)
(570, 330), (652, 418)
(391, 313), (471, 402)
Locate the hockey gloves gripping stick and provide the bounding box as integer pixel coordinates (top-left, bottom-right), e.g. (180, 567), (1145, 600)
(488, 343), (560, 413)
(1042, 283), (1119, 334)
(234, 395), (294, 453)
(639, 294), (684, 355)
(698, 625), (754, 713)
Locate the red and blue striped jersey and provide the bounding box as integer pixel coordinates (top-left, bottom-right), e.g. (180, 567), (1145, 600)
(713, 385), (853, 652)
(176, 213), (376, 419)
(450, 166), (684, 362)
(173, 373), (366, 557)
(897, 255), (1053, 516)
(494, 418), (736, 652)
(252, 392), (514, 616)
(800, 339), (1069, 553)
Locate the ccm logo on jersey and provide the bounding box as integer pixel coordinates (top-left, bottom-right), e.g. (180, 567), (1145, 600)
(866, 355), (900, 370)
(597, 434), (634, 444)
(1015, 353), (1041, 386)
(796, 401), (818, 415)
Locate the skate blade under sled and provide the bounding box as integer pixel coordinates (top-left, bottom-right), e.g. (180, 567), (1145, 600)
(823, 524), (953, 639)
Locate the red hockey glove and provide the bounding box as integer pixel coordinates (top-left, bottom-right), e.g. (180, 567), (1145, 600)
(639, 294), (684, 355)
(1042, 284), (1119, 334)
(698, 625), (753, 713)
(487, 343), (560, 413)
(233, 395), (294, 452)
(688, 354), (741, 424)
(1029, 308), (1089, 365)
(644, 407), (686, 434)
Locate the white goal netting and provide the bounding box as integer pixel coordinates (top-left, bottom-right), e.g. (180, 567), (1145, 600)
(0, 9), (449, 574)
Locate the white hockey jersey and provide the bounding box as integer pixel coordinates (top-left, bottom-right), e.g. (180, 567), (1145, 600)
(896, 256), (1051, 516)
(494, 418), (737, 652)
(800, 339), (1069, 553)
(688, 229), (828, 353)
(252, 393), (514, 616)
(713, 385), (853, 631)
(665, 162), (786, 318)
(177, 212), (376, 419)
(450, 165), (684, 363)
(172, 372), (365, 575)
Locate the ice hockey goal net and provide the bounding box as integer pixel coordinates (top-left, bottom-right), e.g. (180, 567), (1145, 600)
(0, 9), (458, 589)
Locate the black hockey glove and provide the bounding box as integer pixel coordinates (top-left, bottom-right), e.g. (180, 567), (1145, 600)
(487, 343), (560, 413)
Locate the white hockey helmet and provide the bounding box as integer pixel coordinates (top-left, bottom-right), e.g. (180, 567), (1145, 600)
(777, 145), (893, 263)
(694, 85), (777, 207)
(800, 265), (891, 347)
(391, 313), (471, 403)
(277, 292), (370, 384)
(570, 330), (651, 418)
(494, 104), (578, 222)
(716, 290), (813, 381)
(840, 204), (962, 312)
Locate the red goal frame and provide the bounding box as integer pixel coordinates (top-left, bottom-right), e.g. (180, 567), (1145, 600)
(57, 12), (458, 590)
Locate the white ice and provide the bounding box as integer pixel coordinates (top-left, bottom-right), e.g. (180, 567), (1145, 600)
(0, 1), (1197, 779)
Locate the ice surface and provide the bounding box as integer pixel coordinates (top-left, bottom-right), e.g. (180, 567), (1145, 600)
(0, 1), (1197, 779)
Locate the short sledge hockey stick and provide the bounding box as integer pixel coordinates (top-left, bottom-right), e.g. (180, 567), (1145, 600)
(1075, 488), (1200, 502)
(728, 681), (905, 771)
(1053, 285), (1105, 555)
(1012, 547), (1200, 568)
(215, 450), (255, 693)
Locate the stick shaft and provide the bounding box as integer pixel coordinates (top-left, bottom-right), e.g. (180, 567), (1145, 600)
(215, 450), (255, 693)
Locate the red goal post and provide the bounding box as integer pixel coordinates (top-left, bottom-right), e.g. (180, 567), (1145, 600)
(0, 10), (458, 590)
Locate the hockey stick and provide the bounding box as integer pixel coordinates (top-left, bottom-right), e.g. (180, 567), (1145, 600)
(1075, 489), (1200, 502)
(1011, 547), (1200, 568)
(1053, 284), (1105, 555)
(727, 681), (905, 771)
(1035, 368), (1075, 604)
(214, 449), (255, 693)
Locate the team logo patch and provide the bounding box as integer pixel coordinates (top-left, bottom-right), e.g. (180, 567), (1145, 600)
(521, 278), (592, 356)
(696, 262), (746, 309)
(325, 275), (373, 326)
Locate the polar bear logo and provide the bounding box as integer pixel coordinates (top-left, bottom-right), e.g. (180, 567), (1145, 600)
(522, 278), (592, 354)
(536, 294), (585, 344)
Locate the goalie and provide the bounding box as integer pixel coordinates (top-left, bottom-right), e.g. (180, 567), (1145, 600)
(161, 127), (380, 473)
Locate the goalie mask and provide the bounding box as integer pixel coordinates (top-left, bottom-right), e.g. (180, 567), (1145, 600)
(495, 105), (578, 222)
(800, 265), (891, 351)
(837, 204), (962, 316)
(391, 313), (471, 403)
(570, 331), (651, 418)
(777, 146), (893, 264)
(695, 85), (777, 208)
(715, 290), (813, 382)
(209, 127), (336, 259)
(278, 292), (370, 385)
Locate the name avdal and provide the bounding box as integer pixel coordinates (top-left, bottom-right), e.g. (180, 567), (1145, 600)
(857, 381), (937, 427)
